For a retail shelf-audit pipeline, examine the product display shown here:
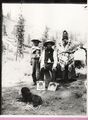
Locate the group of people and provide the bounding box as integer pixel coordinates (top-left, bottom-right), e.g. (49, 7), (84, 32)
(30, 30), (76, 86)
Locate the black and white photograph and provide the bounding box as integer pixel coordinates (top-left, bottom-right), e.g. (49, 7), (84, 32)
(2, 3), (88, 115)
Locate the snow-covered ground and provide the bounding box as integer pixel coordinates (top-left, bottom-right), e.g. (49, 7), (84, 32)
(2, 53), (33, 88)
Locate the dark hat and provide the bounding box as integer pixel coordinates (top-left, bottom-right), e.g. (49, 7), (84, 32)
(31, 39), (41, 43)
(63, 30), (68, 34)
(44, 39), (55, 47)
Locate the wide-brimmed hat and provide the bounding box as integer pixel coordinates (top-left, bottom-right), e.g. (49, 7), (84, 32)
(44, 39), (55, 47)
(31, 39), (41, 43)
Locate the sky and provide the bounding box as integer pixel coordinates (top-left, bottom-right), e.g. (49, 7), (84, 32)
(2, 4), (88, 39)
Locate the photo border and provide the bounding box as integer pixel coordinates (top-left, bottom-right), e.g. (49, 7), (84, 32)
(0, 1), (88, 120)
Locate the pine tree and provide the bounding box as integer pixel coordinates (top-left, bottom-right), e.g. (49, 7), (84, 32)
(16, 14), (25, 60)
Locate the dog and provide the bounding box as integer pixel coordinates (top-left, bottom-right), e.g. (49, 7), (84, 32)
(21, 87), (43, 107)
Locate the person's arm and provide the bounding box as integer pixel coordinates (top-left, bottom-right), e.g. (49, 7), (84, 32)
(30, 48), (33, 65)
(40, 50), (45, 68)
(53, 49), (57, 69)
(63, 41), (80, 54)
(30, 46), (36, 65)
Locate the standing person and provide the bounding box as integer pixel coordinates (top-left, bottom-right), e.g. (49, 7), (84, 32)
(31, 39), (41, 86)
(57, 30), (76, 81)
(39, 39), (57, 87)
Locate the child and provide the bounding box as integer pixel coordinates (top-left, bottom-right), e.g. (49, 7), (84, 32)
(40, 39), (57, 86)
(31, 39), (41, 85)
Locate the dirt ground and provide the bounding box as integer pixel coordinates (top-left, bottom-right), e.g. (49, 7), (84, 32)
(2, 53), (87, 115)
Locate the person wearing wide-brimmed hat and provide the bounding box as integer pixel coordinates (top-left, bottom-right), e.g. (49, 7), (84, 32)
(30, 39), (41, 86)
(39, 39), (57, 87)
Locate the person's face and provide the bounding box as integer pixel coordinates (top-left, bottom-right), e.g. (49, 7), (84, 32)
(47, 43), (52, 49)
(33, 41), (39, 46)
(63, 32), (67, 36)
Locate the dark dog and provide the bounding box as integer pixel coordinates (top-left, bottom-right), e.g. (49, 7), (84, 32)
(21, 87), (43, 107)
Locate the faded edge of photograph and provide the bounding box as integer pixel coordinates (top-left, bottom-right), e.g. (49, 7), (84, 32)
(0, 0), (87, 3)
(1, 3), (88, 116)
